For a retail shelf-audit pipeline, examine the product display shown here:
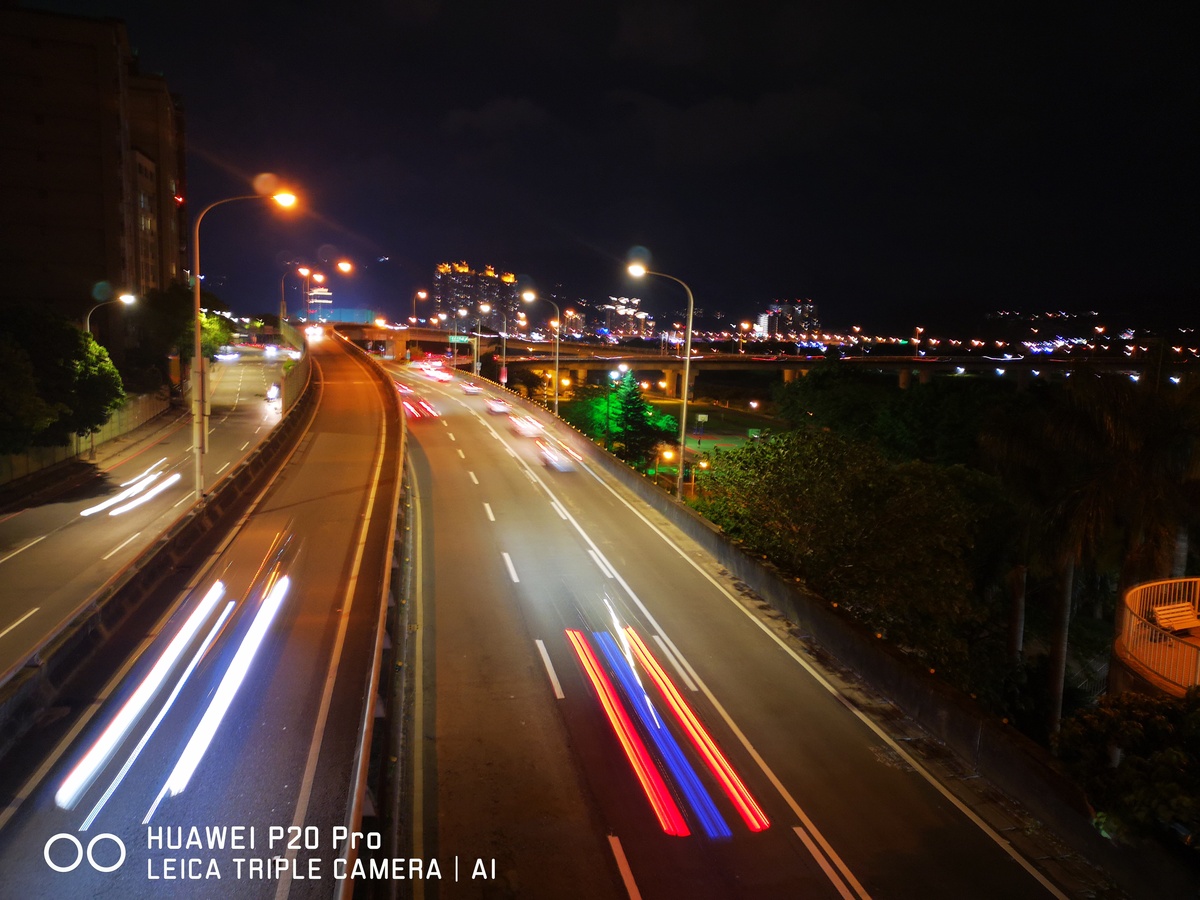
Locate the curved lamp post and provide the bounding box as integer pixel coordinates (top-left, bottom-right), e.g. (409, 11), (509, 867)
(522, 290), (559, 415)
(628, 263), (694, 499)
(84, 292), (136, 334)
(191, 190), (296, 502)
(410, 289), (428, 323)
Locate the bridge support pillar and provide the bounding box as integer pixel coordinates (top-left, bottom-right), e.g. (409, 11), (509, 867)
(898, 369), (912, 390)
(918, 369), (932, 386)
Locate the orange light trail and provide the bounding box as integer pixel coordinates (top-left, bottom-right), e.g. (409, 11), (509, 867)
(625, 628), (771, 832)
(565, 629), (690, 837)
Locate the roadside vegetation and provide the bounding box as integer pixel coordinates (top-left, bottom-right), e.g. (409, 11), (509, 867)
(0, 281), (234, 455)
(688, 360), (1200, 850)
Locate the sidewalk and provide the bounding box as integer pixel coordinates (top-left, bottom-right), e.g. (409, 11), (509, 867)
(0, 406), (190, 514)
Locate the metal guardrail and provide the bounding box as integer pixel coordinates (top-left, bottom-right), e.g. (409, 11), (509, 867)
(1115, 578), (1200, 695)
(329, 331), (406, 897)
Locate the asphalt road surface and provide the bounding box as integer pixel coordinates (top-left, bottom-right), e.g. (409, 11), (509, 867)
(0, 347), (286, 681)
(0, 332), (401, 899)
(399, 367), (1078, 900)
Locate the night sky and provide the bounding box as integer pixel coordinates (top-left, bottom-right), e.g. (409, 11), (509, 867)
(28, 1), (1200, 332)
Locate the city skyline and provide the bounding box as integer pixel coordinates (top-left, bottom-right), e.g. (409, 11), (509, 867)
(20, 0), (1200, 335)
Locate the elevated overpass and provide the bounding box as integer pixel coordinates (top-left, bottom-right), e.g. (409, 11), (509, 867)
(339, 323), (1189, 398)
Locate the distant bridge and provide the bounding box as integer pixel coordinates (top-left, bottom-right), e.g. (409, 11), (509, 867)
(336, 324), (1191, 397)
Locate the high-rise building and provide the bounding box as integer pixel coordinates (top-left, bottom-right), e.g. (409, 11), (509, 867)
(432, 261), (518, 328)
(0, 7), (186, 335)
(763, 299), (820, 337)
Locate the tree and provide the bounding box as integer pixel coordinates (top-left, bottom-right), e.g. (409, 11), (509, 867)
(1057, 688), (1200, 845)
(0, 308), (125, 449)
(610, 373), (676, 464)
(0, 333), (60, 454)
(694, 428), (1009, 688)
(558, 375), (675, 462)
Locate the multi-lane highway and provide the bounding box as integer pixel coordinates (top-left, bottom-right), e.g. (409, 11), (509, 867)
(400, 365), (1076, 899)
(0, 335), (1110, 900)
(0, 346), (286, 680)
(0, 332), (401, 899)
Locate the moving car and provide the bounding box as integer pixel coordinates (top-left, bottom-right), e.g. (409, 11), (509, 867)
(462, 382), (483, 394)
(485, 397), (511, 415)
(509, 415), (544, 437)
(536, 439), (575, 471)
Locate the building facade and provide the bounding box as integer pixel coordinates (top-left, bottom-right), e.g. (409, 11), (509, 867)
(761, 299), (820, 337)
(0, 7), (186, 338)
(431, 261), (519, 329)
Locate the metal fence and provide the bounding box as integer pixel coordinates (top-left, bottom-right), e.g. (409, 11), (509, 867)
(1115, 578), (1200, 694)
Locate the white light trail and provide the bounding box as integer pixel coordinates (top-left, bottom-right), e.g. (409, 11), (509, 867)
(108, 473), (182, 516)
(82, 601), (235, 831)
(157, 576), (290, 801)
(55, 581), (226, 809)
(80, 471), (163, 517)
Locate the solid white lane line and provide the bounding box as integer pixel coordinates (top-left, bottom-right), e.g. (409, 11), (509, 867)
(102, 531), (142, 561)
(607, 835), (643, 900)
(550, 500), (568, 520)
(535, 640), (565, 700)
(410, 459), (429, 900)
(240, 441), (250, 451)
(484, 503), (495, 521)
(215, 462), (231, 475)
(0, 535), (46, 566)
(469, 471), (479, 484)
(577, 457), (1066, 897)
(587, 549), (615, 579)
(501, 552), (520, 583)
(0, 608), (38, 640)
(515, 464), (869, 898)
(652, 635), (698, 692)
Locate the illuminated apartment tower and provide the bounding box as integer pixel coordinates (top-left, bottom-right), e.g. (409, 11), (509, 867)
(764, 299), (820, 337)
(432, 261), (518, 328)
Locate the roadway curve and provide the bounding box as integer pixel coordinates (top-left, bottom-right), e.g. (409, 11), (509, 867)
(0, 347), (286, 681)
(0, 331), (401, 899)
(399, 368), (1076, 900)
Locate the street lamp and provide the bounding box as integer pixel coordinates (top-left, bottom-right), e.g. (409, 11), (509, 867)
(191, 188), (296, 502)
(411, 289), (428, 323)
(522, 290), (560, 415)
(628, 262), (694, 499)
(84, 292), (135, 333)
(452, 308), (467, 370)
(738, 321), (751, 353)
(475, 303), (491, 375)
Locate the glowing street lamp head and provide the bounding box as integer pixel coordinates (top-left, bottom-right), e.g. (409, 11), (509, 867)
(118, 293), (136, 306)
(627, 263), (647, 278)
(336, 260), (353, 273)
(417, 290), (428, 300)
(480, 303), (491, 314)
(312, 273), (325, 284)
(297, 266), (311, 277)
(521, 290), (536, 303)
(272, 191), (297, 208)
